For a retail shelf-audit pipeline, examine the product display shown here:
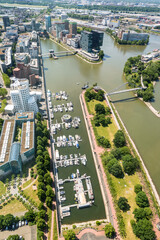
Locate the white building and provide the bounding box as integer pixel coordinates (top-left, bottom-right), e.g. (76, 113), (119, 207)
(10, 79), (40, 114)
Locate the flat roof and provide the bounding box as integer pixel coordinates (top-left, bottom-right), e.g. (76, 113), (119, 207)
(0, 119), (15, 166)
(15, 112), (34, 121)
(21, 121), (34, 154)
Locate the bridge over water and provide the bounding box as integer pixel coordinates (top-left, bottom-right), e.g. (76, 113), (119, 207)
(107, 75), (147, 96)
(40, 49), (77, 58)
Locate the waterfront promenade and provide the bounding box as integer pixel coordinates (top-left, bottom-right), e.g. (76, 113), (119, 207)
(80, 91), (121, 239)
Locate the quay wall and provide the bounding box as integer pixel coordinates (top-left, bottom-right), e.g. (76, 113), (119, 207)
(104, 93), (160, 207)
(39, 40), (61, 237)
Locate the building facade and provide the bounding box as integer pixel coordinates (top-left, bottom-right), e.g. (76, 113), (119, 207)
(3, 16), (10, 31)
(45, 15), (51, 32)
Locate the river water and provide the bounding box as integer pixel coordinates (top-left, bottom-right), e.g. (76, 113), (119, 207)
(41, 33), (160, 223)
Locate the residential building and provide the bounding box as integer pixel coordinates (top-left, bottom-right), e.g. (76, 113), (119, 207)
(3, 16), (10, 31)
(121, 31), (149, 42)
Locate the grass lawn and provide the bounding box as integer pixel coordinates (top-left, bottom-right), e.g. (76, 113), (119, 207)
(47, 208), (52, 240)
(0, 198), (27, 216)
(22, 179), (33, 189)
(88, 99), (106, 115)
(0, 181), (6, 197)
(111, 171), (141, 240)
(23, 179), (40, 205)
(88, 99), (118, 146)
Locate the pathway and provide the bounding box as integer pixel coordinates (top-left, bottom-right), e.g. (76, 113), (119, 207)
(80, 91), (121, 240)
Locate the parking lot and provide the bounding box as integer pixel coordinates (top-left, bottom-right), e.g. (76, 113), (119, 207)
(0, 225), (37, 240)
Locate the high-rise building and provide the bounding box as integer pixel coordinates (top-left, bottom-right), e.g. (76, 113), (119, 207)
(3, 16), (10, 31)
(10, 79), (39, 114)
(80, 31), (93, 53)
(31, 18), (36, 31)
(63, 20), (69, 31)
(80, 30), (104, 53)
(69, 22), (77, 35)
(45, 15), (51, 32)
(92, 30), (104, 51)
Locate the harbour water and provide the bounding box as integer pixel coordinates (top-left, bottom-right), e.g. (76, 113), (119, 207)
(41, 33), (160, 223)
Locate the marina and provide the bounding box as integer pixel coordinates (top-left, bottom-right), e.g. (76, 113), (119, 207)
(45, 86), (99, 223)
(57, 169), (94, 219)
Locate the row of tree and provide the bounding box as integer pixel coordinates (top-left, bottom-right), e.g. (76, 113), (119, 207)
(35, 113), (54, 240)
(67, 13), (94, 21)
(131, 184), (155, 240)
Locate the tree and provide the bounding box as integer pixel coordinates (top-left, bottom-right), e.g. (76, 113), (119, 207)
(0, 215), (4, 230)
(99, 50), (104, 60)
(24, 210), (36, 223)
(107, 159), (124, 178)
(113, 130), (126, 148)
(46, 185), (54, 199)
(64, 230), (76, 240)
(44, 173), (52, 185)
(122, 155), (139, 175)
(38, 210), (46, 219)
(95, 103), (105, 115)
(131, 219), (156, 240)
(38, 189), (46, 202)
(37, 218), (46, 231)
(3, 214), (14, 227)
(118, 197), (130, 212)
(136, 191), (149, 208)
(0, 88), (7, 97)
(7, 235), (24, 240)
(46, 197), (52, 209)
(134, 184), (142, 194)
(36, 112), (42, 121)
(104, 223), (115, 238)
(133, 208), (152, 221)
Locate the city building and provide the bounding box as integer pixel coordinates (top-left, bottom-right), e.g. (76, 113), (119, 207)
(120, 30), (149, 42)
(69, 22), (77, 35)
(10, 79), (40, 114)
(80, 30), (104, 53)
(0, 112), (35, 179)
(3, 16), (10, 31)
(45, 15), (51, 32)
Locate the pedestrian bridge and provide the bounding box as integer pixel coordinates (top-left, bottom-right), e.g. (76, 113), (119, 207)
(40, 50), (77, 58)
(106, 76), (147, 96)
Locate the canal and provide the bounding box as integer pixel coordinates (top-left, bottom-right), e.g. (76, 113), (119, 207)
(41, 33), (160, 223)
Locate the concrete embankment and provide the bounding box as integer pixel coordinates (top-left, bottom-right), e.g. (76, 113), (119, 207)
(80, 92), (122, 239)
(105, 93), (160, 207)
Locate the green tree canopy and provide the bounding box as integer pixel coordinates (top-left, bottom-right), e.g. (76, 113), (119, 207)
(104, 223), (115, 238)
(64, 230), (76, 240)
(135, 191), (149, 208)
(113, 130), (126, 148)
(118, 197), (130, 212)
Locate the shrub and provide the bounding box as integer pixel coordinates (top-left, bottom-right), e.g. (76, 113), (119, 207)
(118, 197), (130, 212)
(113, 130), (126, 148)
(134, 184), (142, 194)
(135, 191), (149, 208)
(104, 223), (115, 238)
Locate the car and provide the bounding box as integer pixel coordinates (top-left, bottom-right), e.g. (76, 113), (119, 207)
(25, 220), (28, 225)
(19, 221), (22, 227)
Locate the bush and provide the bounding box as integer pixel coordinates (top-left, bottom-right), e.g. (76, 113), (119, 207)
(95, 103), (106, 115)
(104, 223), (115, 238)
(96, 220), (101, 226)
(133, 207), (152, 221)
(118, 197), (130, 212)
(131, 219), (156, 240)
(113, 130), (126, 148)
(135, 191), (149, 208)
(107, 159), (124, 178)
(134, 184), (142, 194)
(64, 230), (76, 240)
(97, 136), (111, 148)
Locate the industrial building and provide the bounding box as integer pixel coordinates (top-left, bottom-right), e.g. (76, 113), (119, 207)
(0, 112), (35, 179)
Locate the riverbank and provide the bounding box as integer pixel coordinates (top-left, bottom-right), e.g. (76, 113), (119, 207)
(49, 35), (103, 65)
